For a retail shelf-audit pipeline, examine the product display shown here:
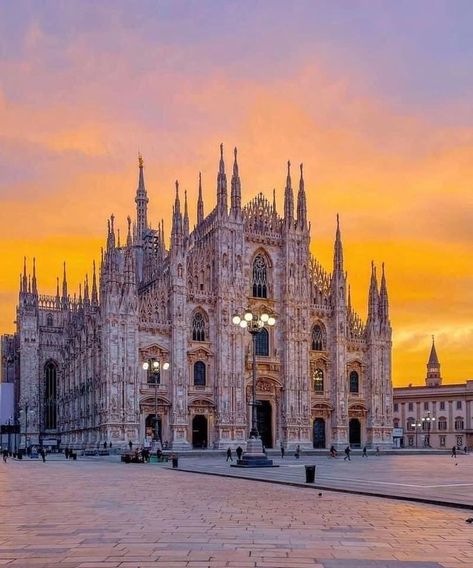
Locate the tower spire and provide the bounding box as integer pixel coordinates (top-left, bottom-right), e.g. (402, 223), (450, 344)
(22, 257), (27, 293)
(197, 172), (204, 225)
(296, 163), (307, 229)
(367, 261), (379, 324)
(333, 214), (344, 274)
(62, 261), (68, 300)
(216, 143), (228, 216)
(135, 153), (149, 241)
(230, 146), (241, 217)
(183, 189), (189, 237)
(426, 336), (442, 387)
(379, 262), (389, 323)
(91, 260), (98, 305)
(284, 160), (294, 224)
(32, 257), (38, 295)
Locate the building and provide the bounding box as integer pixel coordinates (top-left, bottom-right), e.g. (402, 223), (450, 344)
(393, 339), (473, 450)
(3, 147), (393, 450)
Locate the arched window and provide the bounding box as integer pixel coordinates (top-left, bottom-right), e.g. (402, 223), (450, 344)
(192, 312), (206, 342)
(46, 313), (53, 327)
(194, 361), (206, 387)
(311, 324), (326, 351)
(349, 371), (359, 393)
(44, 361), (57, 430)
(455, 416), (464, 431)
(438, 417), (447, 431)
(255, 328), (269, 356)
(252, 255), (268, 298)
(313, 368), (324, 393)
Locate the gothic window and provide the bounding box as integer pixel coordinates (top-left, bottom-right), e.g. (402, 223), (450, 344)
(194, 361), (206, 387)
(44, 361), (57, 430)
(438, 417), (447, 431)
(255, 328), (269, 356)
(313, 368), (324, 393)
(252, 255), (268, 298)
(455, 416), (464, 431)
(311, 324), (326, 351)
(192, 312), (206, 342)
(46, 313), (53, 327)
(349, 371), (359, 393)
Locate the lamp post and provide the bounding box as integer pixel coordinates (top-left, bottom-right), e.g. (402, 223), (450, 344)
(421, 412), (435, 447)
(142, 359), (170, 443)
(232, 309), (276, 467)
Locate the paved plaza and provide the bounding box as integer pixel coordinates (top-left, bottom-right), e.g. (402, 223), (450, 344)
(176, 453), (473, 508)
(1, 459), (473, 567)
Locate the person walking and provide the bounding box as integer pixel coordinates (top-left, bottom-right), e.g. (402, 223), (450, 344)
(329, 445), (337, 458)
(280, 444), (285, 459)
(226, 447), (233, 462)
(362, 446), (368, 458)
(295, 444), (301, 459)
(64, 447), (69, 460)
(2, 449), (8, 463)
(375, 446), (380, 456)
(236, 446), (243, 461)
(128, 440), (133, 451)
(344, 446), (351, 461)
(40, 447), (46, 463)
(451, 445), (457, 458)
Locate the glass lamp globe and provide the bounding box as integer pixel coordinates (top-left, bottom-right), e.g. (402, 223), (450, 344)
(261, 313), (269, 322)
(240, 320), (248, 328)
(232, 315), (241, 325)
(162, 362), (170, 370)
(153, 361), (160, 369)
(244, 311), (253, 322)
(267, 316), (276, 326)
(142, 362), (149, 371)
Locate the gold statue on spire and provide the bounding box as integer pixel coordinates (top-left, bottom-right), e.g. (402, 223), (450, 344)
(138, 152), (144, 168)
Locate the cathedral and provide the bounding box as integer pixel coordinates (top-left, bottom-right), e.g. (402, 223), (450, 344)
(6, 146), (393, 451)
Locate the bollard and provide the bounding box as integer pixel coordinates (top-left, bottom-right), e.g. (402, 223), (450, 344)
(305, 464), (316, 483)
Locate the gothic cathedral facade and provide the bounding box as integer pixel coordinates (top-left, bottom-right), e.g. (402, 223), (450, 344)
(8, 147), (393, 450)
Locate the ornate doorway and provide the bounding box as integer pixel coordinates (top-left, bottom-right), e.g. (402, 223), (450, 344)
(145, 414), (162, 441)
(313, 418), (326, 448)
(257, 400), (272, 449)
(192, 415), (208, 448)
(349, 418), (361, 447)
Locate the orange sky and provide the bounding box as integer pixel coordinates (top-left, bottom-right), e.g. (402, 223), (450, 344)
(1, 2), (472, 387)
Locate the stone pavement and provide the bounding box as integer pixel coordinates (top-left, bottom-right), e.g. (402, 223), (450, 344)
(175, 453), (473, 509)
(1, 459), (473, 567)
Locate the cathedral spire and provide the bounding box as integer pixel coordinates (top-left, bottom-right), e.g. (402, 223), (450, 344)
(230, 146), (241, 217)
(367, 261), (379, 324)
(127, 216), (132, 247)
(183, 189), (189, 238)
(22, 257), (27, 293)
(426, 336), (442, 387)
(296, 163), (307, 229)
(31, 257), (38, 295)
(91, 260), (98, 305)
(62, 261), (68, 300)
(333, 214), (344, 274)
(216, 143), (228, 216)
(284, 160), (294, 224)
(197, 172), (204, 225)
(56, 276), (60, 308)
(379, 262), (389, 323)
(135, 153), (149, 241)
(84, 274), (90, 304)
(171, 180), (183, 248)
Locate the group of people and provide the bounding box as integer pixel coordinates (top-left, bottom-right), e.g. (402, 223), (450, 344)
(451, 445), (468, 458)
(225, 444), (302, 461)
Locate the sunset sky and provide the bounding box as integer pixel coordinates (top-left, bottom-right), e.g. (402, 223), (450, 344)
(1, 1), (472, 386)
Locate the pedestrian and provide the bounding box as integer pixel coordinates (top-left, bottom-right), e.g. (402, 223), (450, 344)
(64, 447), (69, 459)
(451, 446), (457, 458)
(329, 445), (337, 458)
(226, 447), (233, 462)
(2, 449), (8, 463)
(103, 441), (107, 450)
(262, 445), (266, 455)
(109, 442), (112, 449)
(295, 444), (301, 459)
(280, 443), (285, 459)
(362, 446), (367, 458)
(344, 446), (351, 461)
(464, 446), (468, 455)
(375, 446), (380, 456)
(40, 447), (46, 463)
(128, 440), (133, 451)
(236, 446), (243, 461)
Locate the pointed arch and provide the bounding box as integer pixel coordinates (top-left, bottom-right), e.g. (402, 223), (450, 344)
(251, 249), (272, 298)
(311, 322), (326, 351)
(44, 360), (58, 430)
(191, 308), (208, 342)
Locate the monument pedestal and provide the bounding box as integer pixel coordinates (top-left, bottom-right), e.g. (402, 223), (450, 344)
(231, 437), (278, 468)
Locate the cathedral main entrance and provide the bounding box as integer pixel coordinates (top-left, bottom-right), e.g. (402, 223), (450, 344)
(349, 418), (361, 447)
(313, 418), (326, 448)
(256, 400), (272, 449)
(145, 414), (162, 441)
(192, 415), (208, 448)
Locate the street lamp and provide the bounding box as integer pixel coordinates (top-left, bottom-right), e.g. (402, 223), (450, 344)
(232, 309), (276, 467)
(142, 359), (170, 443)
(421, 412), (435, 447)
